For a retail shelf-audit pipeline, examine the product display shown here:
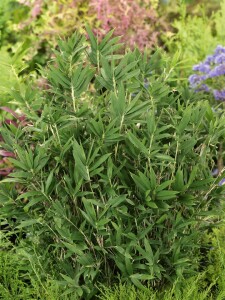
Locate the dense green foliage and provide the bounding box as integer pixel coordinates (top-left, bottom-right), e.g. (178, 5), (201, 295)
(1, 1), (225, 299)
(0, 30), (225, 298)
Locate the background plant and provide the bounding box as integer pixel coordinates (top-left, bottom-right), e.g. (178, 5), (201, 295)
(163, 0), (225, 80)
(1, 0), (167, 72)
(89, 0), (168, 50)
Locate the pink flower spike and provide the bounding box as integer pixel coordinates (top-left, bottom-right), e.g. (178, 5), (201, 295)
(4, 119), (18, 127)
(0, 150), (16, 158)
(0, 167), (14, 175)
(0, 107), (19, 119)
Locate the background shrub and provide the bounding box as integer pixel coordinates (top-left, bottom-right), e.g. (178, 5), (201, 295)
(0, 0), (167, 73)
(89, 0), (168, 50)
(163, 0), (225, 79)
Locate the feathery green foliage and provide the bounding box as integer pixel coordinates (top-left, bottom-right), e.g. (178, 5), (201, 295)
(0, 245), (79, 299)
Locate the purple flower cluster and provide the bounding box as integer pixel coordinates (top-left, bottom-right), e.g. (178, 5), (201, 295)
(189, 45), (225, 101)
(219, 178), (225, 186)
(212, 168), (225, 186)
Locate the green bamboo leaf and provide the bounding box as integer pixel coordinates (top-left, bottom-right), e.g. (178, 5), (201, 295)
(77, 253), (95, 266)
(156, 214), (168, 224)
(90, 153), (111, 172)
(96, 218), (110, 228)
(125, 247), (133, 276)
(82, 197), (97, 222)
(149, 168), (156, 190)
(101, 56), (113, 79)
(49, 67), (70, 88)
(187, 166), (198, 187)
(1, 177), (27, 184)
(110, 94), (123, 118)
(17, 191), (43, 200)
(60, 274), (76, 285)
(123, 69), (140, 81)
(156, 190), (179, 200)
(73, 139), (86, 163)
(116, 61), (138, 80)
(16, 219), (40, 228)
(127, 132), (149, 156)
(89, 166), (104, 176)
(101, 37), (122, 54)
(125, 100), (150, 120)
(136, 245), (153, 264)
(144, 238), (153, 257)
(9, 171), (29, 178)
(130, 273), (155, 280)
(115, 246), (133, 259)
(125, 91), (141, 112)
(173, 169), (185, 191)
(131, 172), (150, 192)
(86, 25), (97, 50)
(189, 178), (213, 188)
(156, 180), (174, 192)
(130, 277), (149, 291)
(146, 111), (156, 135)
(96, 75), (113, 90)
(62, 242), (84, 256)
(99, 29), (115, 49)
(88, 119), (104, 137)
(73, 140), (90, 181)
(23, 196), (44, 211)
(107, 156), (114, 180)
(24, 149), (34, 170)
(8, 158), (28, 170)
(52, 200), (66, 216)
(45, 171), (54, 194)
(114, 54), (129, 76)
(35, 157), (50, 172)
(177, 107), (191, 134)
(181, 138), (197, 154)
(173, 258), (190, 265)
(107, 195), (127, 208)
(146, 198), (158, 208)
(79, 209), (95, 227)
(155, 154), (175, 162)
